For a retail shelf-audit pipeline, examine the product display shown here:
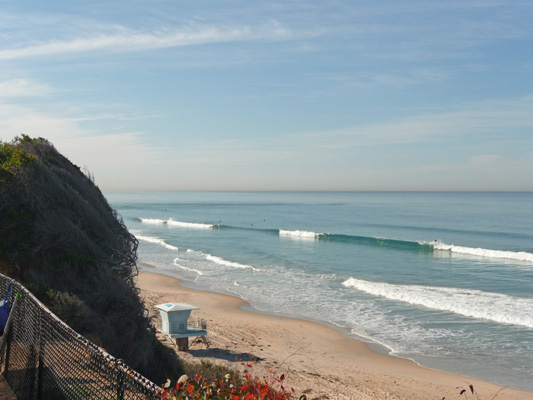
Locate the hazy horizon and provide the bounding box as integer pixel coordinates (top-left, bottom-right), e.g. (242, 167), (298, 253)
(102, 189), (533, 193)
(1, 1), (532, 191)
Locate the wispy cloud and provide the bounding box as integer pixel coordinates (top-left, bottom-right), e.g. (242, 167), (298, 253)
(2, 92), (533, 191)
(0, 22), (292, 60)
(0, 101), (163, 183)
(469, 154), (502, 166)
(294, 95), (533, 149)
(0, 79), (51, 98)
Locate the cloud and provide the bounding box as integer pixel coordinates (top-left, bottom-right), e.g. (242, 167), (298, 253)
(0, 22), (292, 60)
(0, 99), (308, 190)
(2, 91), (533, 191)
(0, 101), (169, 188)
(0, 79), (51, 98)
(293, 95), (533, 149)
(469, 154), (502, 166)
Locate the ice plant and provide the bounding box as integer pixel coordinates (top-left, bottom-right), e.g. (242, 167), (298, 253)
(159, 361), (298, 400)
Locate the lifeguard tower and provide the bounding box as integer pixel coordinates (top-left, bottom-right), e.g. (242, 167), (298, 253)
(155, 303), (208, 351)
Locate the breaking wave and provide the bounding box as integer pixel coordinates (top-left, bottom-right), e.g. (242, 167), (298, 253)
(138, 218), (533, 263)
(432, 242), (533, 263)
(139, 218), (167, 225)
(172, 258), (204, 275)
(135, 234), (179, 251)
(279, 229), (319, 239)
(342, 277), (533, 329)
(139, 217), (215, 229)
(204, 254), (262, 271)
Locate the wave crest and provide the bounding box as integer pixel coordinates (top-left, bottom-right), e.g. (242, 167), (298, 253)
(139, 217), (215, 229)
(279, 229), (319, 239)
(432, 242), (533, 263)
(205, 254), (261, 271)
(135, 234), (179, 251)
(139, 218), (166, 225)
(342, 277), (533, 328)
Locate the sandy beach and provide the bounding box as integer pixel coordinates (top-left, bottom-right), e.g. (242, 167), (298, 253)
(137, 272), (532, 400)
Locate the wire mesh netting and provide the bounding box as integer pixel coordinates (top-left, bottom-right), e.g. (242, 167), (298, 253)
(0, 273), (161, 400)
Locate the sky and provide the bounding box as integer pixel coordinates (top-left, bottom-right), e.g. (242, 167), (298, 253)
(1, 1), (532, 191)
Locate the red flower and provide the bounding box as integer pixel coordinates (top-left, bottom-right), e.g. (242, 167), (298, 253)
(260, 386), (270, 397)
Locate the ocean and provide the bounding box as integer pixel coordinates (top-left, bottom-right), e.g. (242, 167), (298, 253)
(105, 191), (533, 392)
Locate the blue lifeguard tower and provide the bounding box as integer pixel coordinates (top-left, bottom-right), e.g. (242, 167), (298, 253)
(155, 303), (208, 351)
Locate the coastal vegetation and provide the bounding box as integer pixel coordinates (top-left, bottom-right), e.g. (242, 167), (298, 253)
(160, 361), (298, 400)
(0, 135), (183, 383)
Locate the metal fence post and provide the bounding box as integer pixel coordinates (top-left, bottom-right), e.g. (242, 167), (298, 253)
(37, 352), (44, 400)
(3, 320), (13, 379)
(117, 360), (125, 400)
(36, 304), (45, 400)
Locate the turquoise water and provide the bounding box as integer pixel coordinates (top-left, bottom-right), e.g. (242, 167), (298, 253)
(106, 191), (533, 391)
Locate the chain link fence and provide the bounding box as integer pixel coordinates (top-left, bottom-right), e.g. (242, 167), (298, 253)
(0, 273), (161, 400)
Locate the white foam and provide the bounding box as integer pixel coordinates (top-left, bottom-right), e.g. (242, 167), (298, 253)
(135, 234), (179, 251)
(279, 229), (319, 239)
(140, 217), (214, 229)
(167, 218), (214, 229)
(173, 258), (204, 275)
(432, 241), (533, 263)
(342, 277), (533, 329)
(204, 254), (261, 271)
(140, 218), (167, 225)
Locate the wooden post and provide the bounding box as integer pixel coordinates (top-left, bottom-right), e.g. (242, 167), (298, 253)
(176, 338), (188, 351)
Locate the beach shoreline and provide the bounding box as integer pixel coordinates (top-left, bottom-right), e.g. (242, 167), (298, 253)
(136, 271), (532, 400)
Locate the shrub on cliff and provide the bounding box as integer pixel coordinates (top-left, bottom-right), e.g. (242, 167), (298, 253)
(0, 135), (184, 383)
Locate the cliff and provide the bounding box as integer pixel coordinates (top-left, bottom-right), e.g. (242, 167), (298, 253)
(0, 135), (183, 383)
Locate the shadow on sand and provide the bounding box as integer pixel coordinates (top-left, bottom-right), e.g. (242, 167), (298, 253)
(187, 348), (265, 363)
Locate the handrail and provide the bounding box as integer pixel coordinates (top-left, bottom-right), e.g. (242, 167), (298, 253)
(0, 294), (18, 357)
